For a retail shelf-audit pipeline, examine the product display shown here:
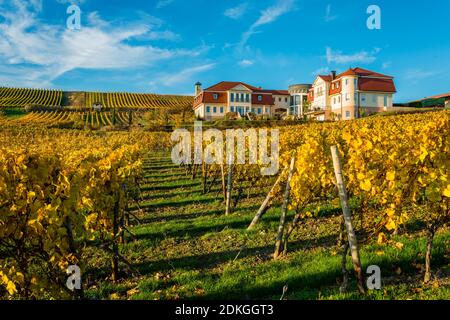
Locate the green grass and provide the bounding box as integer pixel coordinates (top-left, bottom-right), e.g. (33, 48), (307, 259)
(83, 153), (450, 300)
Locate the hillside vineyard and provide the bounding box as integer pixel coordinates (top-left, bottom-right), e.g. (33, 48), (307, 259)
(0, 87), (193, 109)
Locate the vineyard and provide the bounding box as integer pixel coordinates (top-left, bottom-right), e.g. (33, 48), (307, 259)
(0, 110), (141, 128)
(0, 111), (448, 300)
(0, 87), (193, 111)
(0, 87), (62, 107)
(85, 92), (193, 110)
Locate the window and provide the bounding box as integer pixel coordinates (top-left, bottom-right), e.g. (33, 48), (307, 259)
(258, 95), (262, 101)
(345, 111), (350, 118)
(246, 94), (250, 102)
(372, 95), (377, 103)
(213, 106), (217, 113)
(354, 93), (357, 102)
(220, 107), (224, 113)
(252, 108), (255, 113)
(279, 97), (282, 102)
(354, 78), (358, 87)
(384, 95), (388, 107)
(246, 107), (250, 113)
(206, 106), (211, 113)
(213, 94), (218, 100)
(230, 93), (234, 102)
(285, 97), (288, 102)
(258, 108), (262, 114)
(345, 79), (349, 85)
(346, 93), (350, 101)
(236, 94), (240, 102)
(336, 82), (340, 88)
(266, 107), (270, 114)
(230, 106), (234, 112)
(338, 96), (341, 103)
(361, 94), (366, 102)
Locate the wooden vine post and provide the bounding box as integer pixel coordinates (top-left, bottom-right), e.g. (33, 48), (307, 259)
(330, 146), (366, 294)
(225, 156), (234, 215)
(274, 155), (296, 259)
(221, 164), (227, 202)
(202, 162), (208, 194)
(248, 172), (284, 230)
(112, 193), (120, 283)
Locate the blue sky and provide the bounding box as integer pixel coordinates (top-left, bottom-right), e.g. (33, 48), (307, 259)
(0, 0), (449, 102)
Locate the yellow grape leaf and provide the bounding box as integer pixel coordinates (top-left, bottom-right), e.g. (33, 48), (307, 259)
(443, 185), (450, 198)
(6, 281), (17, 295)
(360, 179), (372, 192)
(419, 147), (428, 162)
(385, 219), (396, 231)
(386, 171), (396, 181)
(386, 208), (395, 217)
(395, 242), (404, 250)
(377, 232), (387, 244)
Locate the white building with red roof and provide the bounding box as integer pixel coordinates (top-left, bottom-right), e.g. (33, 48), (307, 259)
(308, 67), (397, 120)
(193, 81), (290, 120)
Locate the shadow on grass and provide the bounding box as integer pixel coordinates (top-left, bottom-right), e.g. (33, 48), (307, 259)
(133, 209), (287, 242)
(138, 204), (261, 224)
(137, 196), (219, 211)
(133, 233), (339, 275)
(140, 181), (201, 192)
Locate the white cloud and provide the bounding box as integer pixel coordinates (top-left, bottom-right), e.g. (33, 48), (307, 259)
(238, 59), (254, 67)
(149, 63), (216, 88)
(146, 30), (181, 41)
(156, 0), (175, 9)
(239, 0), (295, 50)
(324, 4), (337, 22)
(56, 0), (86, 5)
(382, 61), (391, 69)
(403, 69), (438, 80)
(224, 3), (248, 19)
(311, 66), (329, 76)
(0, 1), (203, 87)
(326, 47), (378, 65)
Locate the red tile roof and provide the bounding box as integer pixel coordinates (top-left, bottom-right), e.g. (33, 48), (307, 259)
(337, 67), (393, 79)
(358, 78), (396, 93)
(420, 92), (450, 100)
(194, 81), (289, 108)
(318, 75), (332, 82)
(193, 91), (228, 108)
(204, 81), (260, 92)
(252, 93), (274, 105)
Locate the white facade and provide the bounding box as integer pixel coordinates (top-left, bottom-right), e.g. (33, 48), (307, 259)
(311, 77), (330, 111)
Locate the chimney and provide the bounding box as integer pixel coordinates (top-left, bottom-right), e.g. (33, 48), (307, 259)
(331, 70), (336, 80)
(195, 81), (202, 96)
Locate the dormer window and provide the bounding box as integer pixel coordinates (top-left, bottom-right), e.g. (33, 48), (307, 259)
(213, 94), (218, 100)
(258, 95), (262, 101)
